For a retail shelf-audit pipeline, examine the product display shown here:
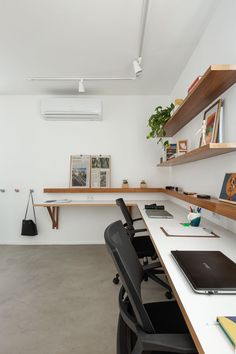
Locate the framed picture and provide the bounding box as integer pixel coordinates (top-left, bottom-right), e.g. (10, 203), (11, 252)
(70, 155), (91, 187)
(91, 155), (111, 188)
(177, 139), (188, 153)
(199, 99), (222, 147)
(219, 173), (236, 204)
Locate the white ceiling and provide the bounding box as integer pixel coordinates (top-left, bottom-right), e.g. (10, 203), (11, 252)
(0, 0), (220, 95)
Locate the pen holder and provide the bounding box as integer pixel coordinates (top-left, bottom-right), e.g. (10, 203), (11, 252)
(187, 212), (201, 227)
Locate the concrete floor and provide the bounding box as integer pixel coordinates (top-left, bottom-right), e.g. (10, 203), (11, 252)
(0, 245), (166, 354)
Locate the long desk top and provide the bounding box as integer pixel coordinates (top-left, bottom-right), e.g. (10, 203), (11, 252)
(137, 200), (236, 354)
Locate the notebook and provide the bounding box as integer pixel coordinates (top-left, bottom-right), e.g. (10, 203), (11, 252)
(145, 209), (173, 219)
(171, 250), (236, 294)
(217, 316), (236, 349)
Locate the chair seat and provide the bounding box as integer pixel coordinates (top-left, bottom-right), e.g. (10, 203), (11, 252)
(144, 300), (189, 334)
(132, 235), (156, 258)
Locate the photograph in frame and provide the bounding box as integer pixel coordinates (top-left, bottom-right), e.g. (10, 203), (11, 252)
(177, 139), (188, 153)
(199, 99), (222, 147)
(70, 155), (91, 187)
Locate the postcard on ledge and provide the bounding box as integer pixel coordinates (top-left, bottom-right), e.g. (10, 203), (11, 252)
(217, 316), (236, 349)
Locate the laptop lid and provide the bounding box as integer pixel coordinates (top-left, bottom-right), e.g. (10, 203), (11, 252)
(146, 209), (173, 219)
(171, 250), (236, 294)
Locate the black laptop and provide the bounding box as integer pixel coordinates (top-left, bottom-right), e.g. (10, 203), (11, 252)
(171, 250), (236, 294)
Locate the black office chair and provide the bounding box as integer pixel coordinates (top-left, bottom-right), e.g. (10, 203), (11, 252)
(114, 198), (172, 298)
(115, 198), (157, 262)
(104, 220), (197, 354)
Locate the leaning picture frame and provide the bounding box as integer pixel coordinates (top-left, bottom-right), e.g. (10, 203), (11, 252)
(219, 173), (236, 204)
(90, 155), (111, 188)
(70, 155), (91, 187)
(199, 99), (222, 147)
(177, 139), (188, 153)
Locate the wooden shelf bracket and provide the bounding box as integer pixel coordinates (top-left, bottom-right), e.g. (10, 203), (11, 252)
(46, 206), (59, 229)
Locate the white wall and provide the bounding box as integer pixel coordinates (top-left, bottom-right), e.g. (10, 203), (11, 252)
(169, 0), (236, 232)
(0, 95), (170, 244)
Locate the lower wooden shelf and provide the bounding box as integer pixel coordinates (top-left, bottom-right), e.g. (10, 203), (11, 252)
(164, 189), (236, 220)
(37, 187), (236, 228)
(43, 187), (163, 193)
(157, 143), (236, 167)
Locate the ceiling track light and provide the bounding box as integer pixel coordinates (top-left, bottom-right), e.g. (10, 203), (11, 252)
(78, 79), (85, 93)
(133, 57), (142, 77)
(27, 0), (149, 90)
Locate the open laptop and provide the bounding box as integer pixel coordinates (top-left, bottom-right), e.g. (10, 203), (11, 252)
(171, 250), (236, 294)
(146, 209), (173, 219)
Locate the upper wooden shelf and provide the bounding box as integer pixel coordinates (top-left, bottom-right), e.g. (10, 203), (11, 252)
(157, 143), (236, 167)
(164, 65), (236, 136)
(43, 187), (163, 193)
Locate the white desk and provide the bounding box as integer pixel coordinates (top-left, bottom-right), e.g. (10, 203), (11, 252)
(137, 200), (236, 354)
(35, 200), (137, 229)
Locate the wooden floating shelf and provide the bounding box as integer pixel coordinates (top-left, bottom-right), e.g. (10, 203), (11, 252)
(41, 187), (236, 221)
(164, 189), (236, 221)
(157, 143), (236, 167)
(164, 65), (236, 136)
(43, 187), (163, 193)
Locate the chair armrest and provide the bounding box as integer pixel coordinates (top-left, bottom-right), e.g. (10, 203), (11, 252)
(140, 333), (197, 353)
(132, 217), (143, 222)
(143, 262), (162, 271)
(133, 228), (147, 233)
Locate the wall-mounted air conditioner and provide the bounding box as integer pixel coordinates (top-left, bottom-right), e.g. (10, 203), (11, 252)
(41, 98), (102, 121)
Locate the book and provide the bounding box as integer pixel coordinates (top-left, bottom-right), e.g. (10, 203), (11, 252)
(187, 76), (202, 93)
(45, 199), (72, 203)
(217, 316), (236, 349)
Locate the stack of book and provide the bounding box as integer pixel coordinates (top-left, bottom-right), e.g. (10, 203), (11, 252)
(165, 143), (177, 160)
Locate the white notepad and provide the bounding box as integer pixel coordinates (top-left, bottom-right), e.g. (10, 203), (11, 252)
(161, 225), (218, 237)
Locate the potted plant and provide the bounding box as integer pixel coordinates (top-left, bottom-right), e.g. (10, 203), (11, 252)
(122, 179), (129, 188)
(146, 103), (175, 144)
(140, 180), (147, 188)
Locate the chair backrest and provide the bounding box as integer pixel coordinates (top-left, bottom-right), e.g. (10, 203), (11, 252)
(116, 198), (135, 234)
(104, 220), (155, 333)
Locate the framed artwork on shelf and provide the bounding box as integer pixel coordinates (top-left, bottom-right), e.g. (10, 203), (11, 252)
(91, 155), (111, 188)
(177, 139), (188, 153)
(219, 173), (236, 204)
(199, 99), (222, 147)
(69, 155), (91, 187)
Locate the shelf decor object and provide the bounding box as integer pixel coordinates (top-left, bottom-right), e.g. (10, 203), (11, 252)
(164, 65), (236, 136)
(157, 143), (236, 167)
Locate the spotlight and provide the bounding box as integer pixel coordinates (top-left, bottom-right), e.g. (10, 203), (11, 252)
(78, 79), (85, 93)
(133, 57), (142, 76)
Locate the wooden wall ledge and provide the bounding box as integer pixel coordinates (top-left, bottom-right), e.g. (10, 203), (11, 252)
(43, 187), (164, 193)
(41, 187), (236, 222)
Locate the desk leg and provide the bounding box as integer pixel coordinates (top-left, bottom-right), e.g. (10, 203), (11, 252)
(46, 206), (59, 229)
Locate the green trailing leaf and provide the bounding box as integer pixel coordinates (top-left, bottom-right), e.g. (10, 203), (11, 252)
(146, 103), (175, 144)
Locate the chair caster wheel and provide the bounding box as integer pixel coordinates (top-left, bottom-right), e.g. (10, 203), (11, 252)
(165, 291), (173, 299)
(113, 277), (119, 284)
